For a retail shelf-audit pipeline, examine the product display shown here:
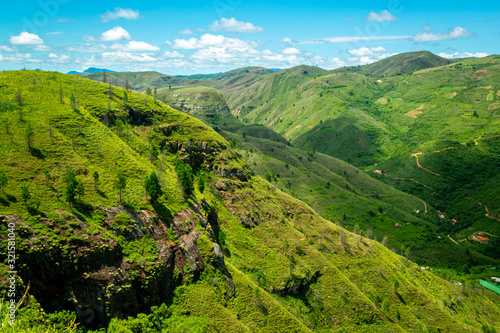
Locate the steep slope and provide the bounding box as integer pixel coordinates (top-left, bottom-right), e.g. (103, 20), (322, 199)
(1, 71), (499, 332)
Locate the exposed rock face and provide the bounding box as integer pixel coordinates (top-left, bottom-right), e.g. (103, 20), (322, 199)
(0, 201), (233, 329)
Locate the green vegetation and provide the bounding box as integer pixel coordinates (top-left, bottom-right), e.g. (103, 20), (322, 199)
(4, 51), (493, 332)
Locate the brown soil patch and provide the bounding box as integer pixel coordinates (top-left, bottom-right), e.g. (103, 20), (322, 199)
(375, 97), (388, 104)
(475, 69), (489, 74)
(376, 79), (383, 83)
(488, 103), (500, 111)
(405, 110), (423, 118)
(285, 124), (302, 138)
(443, 92), (457, 98)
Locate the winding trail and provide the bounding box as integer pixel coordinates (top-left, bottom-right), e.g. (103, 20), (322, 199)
(412, 152), (441, 176)
(466, 197), (500, 221)
(420, 199), (428, 213)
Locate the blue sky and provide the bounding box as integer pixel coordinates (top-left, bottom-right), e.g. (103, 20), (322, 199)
(0, 0), (498, 74)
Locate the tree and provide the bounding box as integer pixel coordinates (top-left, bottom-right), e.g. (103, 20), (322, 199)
(381, 236), (388, 247)
(145, 87), (152, 96)
(24, 122), (34, 150)
(15, 89), (23, 106)
(473, 110), (479, 118)
(125, 78), (131, 91)
(175, 158), (194, 197)
(93, 171), (99, 191)
(21, 185), (30, 205)
(0, 172), (8, 194)
(197, 170), (206, 193)
(144, 172), (162, 203)
(63, 167), (79, 208)
(153, 88), (157, 102)
(102, 70), (107, 83)
(115, 170), (127, 202)
(69, 91), (77, 111)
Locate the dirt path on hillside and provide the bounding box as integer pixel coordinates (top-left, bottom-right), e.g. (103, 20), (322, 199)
(420, 199), (428, 213)
(432, 146), (461, 153)
(412, 152), (441, 176)
(447, 235), (459, 245)
(373, 170), (434, 190)
(466, 197), (500, 221)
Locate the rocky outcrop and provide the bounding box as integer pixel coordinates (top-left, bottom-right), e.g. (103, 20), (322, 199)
(0, 201), (234, 329)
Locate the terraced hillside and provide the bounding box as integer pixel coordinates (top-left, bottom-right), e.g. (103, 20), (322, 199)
(1, 71), (500, 332)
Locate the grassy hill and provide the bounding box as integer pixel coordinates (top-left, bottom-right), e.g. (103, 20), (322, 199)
(335, 51), (454, 76)
(1, 70), (499, 332)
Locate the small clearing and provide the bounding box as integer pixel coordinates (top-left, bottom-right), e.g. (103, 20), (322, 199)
(405, 105), (425, 118)
(443, 92), (457, 99)
(486, 92), (494, 101)
(375, 97), (388, 104)
(376, 79), (383, 83)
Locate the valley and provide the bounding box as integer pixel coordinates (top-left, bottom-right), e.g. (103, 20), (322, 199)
(0, 51), (499, 332)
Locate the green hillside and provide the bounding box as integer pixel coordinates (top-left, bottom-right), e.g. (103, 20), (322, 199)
(1, 71), (500, 332)
(158, 86), (499, 272)
(335, 51), (454, 76)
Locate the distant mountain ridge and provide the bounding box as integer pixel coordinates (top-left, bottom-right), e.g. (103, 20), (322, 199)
(67, 67), (116, 75)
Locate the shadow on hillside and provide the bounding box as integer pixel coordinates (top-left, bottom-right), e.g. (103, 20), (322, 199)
(30, 147), (46, 159)
(0, 196), (10, 206)
(5, 194), (17, 203)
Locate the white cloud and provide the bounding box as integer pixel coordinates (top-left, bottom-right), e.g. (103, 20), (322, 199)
(208, 17), (263, 33)
(281, 37), (295, 46)
(422, 25), (432, 32)
(164, 51), (185, 58)
(101, 8), (140, 22)
(282, 47), (301, 55)
(9, 32), (44, 45)
(85, 26), (132, 42)
(102, 51), (157, 63)
(306, 35), (410, 44)
(0, 54), (3, 61)
(0, 46), (16, 52)
(437, 51), (489, 59)
(178, 29), (194, 35)
(367, 10), (397, 22)
(370, 46), (387, 52)
(348, 46), (387, 56)
(412, 26), (475, 42)
(48, 53), (70, 64)
(66, 44), (108, 53)
(110, 41), (160, 52)
(171, 34), (258, 50)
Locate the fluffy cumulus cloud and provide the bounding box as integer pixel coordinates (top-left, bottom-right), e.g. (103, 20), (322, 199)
(85, 27), (132, 42)
(163, 51), (184, 58)
(437, 51), (488, 59)
(110, 41), (160, 52)
(282, 47), (301, 55)
(347, 46), (387, 56)
(101, 8), (140, 22)
(9, 32), (44, 45)
(178, 29), (194, 35)
(172, 34), (258, 50)
(413, 26), (475, 42)
(367, 10), (397, 22)
(208, 17), (263, 33)
(48, 53), (70, 64)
